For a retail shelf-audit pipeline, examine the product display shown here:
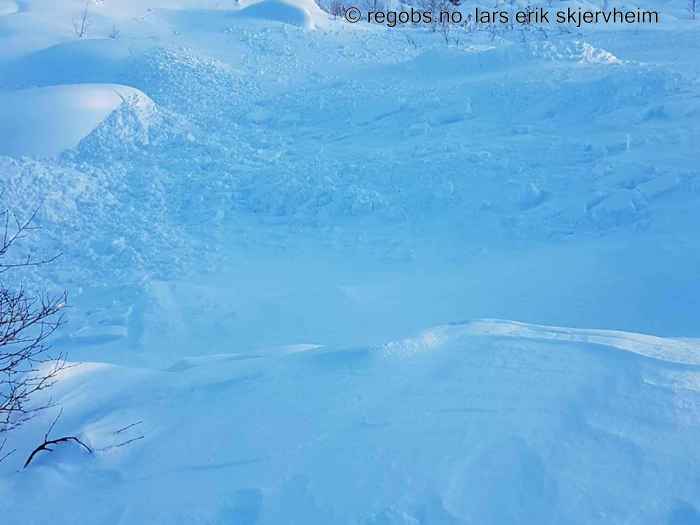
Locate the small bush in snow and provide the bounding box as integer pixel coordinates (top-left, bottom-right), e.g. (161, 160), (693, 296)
(72, 1), (91, 39)
(0, 209), (66, 463)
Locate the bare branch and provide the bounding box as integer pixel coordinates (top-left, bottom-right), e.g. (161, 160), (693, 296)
(23, 408), (92, 469)
(24, 437), (93, 469)
(114, 420), (143, 435)
(0, 437), (15, 463)
(44, 407), (63, 442)
(72, 1), (91, 39)
(96, 435), (145, 453)
(93, 420), (145, 452)
(1, 206), (67, 441)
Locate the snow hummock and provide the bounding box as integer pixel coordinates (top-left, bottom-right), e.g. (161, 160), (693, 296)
(236, 0), (327, 29)
(0, 0), (18, 16)
(0, 84), (153, 157)
(0, 39), (145, 89)
(387, 319), (700, 365)
(3, 320), (700, 523)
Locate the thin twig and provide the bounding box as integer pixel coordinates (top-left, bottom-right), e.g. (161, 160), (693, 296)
(97, 435), (145, 453)
(114, 420), (143, 435)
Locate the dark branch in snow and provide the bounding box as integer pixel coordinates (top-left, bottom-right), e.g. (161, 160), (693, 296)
(0, 209), (61, 273)
(23, 436), (93, 469)
(23, 409), (92, 469)
(114, 420), (143, 435)
(97, 435), (145, 452)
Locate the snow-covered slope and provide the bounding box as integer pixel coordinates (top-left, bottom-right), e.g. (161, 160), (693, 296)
(1, 0), (699, 523)
(0, 1), (17, 16)
(0, 84), (152, 157)
(3, 320), (700, 523)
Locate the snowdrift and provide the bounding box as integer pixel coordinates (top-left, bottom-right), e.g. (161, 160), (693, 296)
(0, 0), (17, 16)
(2, 320), (700, 524)
(236, 0), (327, 29)
(0, 84), (153, 157)
(0, 39), (143, 89)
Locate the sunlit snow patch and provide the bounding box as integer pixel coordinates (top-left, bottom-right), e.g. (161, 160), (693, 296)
(577, 42), (622, 65)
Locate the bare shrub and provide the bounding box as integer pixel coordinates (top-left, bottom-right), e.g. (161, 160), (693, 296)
(328, 0), (346, 18)
(108, 24), (121, 39)
(0, 209), (66, 461)
(72, 1), (91, 39)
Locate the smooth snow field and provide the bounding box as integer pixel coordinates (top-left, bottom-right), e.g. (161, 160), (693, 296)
(1, 0), (700, 523)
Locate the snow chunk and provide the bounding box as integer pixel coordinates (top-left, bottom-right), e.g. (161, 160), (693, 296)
(578, 42), (622, 65)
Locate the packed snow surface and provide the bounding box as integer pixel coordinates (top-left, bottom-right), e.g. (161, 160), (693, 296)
(1, 0), (699, 523)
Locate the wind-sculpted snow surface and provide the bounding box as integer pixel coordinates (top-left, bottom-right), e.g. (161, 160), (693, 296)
(3, 321), (700, 523)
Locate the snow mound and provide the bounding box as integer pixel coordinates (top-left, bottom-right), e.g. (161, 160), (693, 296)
(385, 319), (700, 365)
(0, 39), (144, 89)
(236, 0), (326, 29)
(3, 320), (700, 523)
(0, 84), (153, 157)
(0, 0), (17, 16)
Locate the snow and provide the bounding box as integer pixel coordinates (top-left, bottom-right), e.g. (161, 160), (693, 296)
(236, 0), (328, 29)
(1, 39), (147, 89)
(4, 321), (700, 523)
(0, 1), (17, 16)
(1, 0), (700, 522)
(0, 84), (153, 157)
